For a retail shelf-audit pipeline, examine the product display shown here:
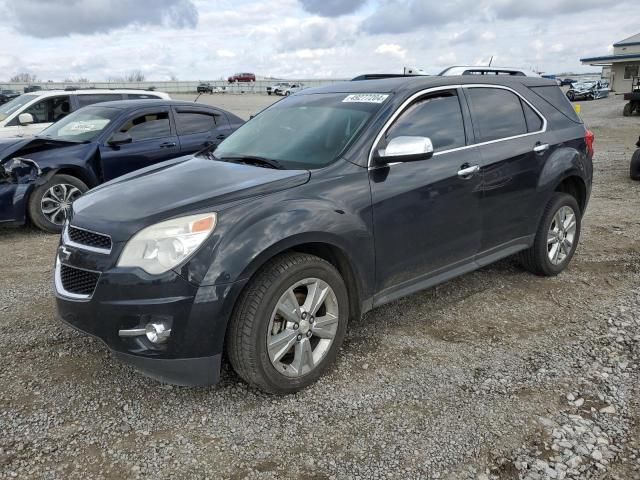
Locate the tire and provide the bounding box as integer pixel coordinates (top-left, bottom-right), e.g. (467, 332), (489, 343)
(285, 91), (290, 96)
(623, 103), (632, 117)
(630, 149), (640, 181)
(227, 252), (349, 394)
(28, 174), (88, 233)
(267, 92), (272, 96)
(567, 92), (575, 101)
(519, 193), (581, 276)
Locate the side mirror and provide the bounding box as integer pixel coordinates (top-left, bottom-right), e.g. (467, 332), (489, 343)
(18, 113), (34, 125)
(375, 136), (434, 164)
(108, 132), (133, 146)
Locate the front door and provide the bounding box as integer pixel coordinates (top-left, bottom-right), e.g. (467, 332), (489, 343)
(17, 95), (71, 136)
(369, 89), (482, 304)
(99, 107), (180, 181)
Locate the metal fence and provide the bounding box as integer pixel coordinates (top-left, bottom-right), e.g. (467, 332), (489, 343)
(1, 79), (350, 95)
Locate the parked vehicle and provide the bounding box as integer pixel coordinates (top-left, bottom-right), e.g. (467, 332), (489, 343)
(197, 83), (214, 94)
(566, 81), (609, 101)
(439, 66), (540, 77)
(267, 82), (291, 95)
(0, 100), (243, 232)
(623, 77), (640, 116)
(24, 85), (42, 93)
(0, 89), (20, 105)
(630, 136), (640, 180)
(0, 89), (170, 139)
(54, 76), (593, 393)
(560, 78), (577, 86)
(228, 73), (256, 83)
(278, 84), (304, 96)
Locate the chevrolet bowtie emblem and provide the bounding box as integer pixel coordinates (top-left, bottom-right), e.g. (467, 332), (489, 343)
(59, 246), (72, 262)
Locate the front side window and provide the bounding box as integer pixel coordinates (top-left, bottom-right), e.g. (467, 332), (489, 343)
(37, 105), (121, 142)
(382, 90), (466, 153)
(176, 111), (217, 135)
(214, 93), (386, 169)
(466, 88), (527, 142)
(23, 95), (71, 124)
(117, 112), (170, 141)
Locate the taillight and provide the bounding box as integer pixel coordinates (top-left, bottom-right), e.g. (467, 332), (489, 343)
(585, 129), (595, 157)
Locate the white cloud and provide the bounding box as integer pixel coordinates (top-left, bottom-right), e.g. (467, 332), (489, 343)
(216, 49), (236, 58)
(374, 43), (408, 59)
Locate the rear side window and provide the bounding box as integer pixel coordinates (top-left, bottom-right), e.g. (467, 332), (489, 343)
(76, 94), (123, 107)
(384, 90), (466, 153)
(522, 102), (543, 132)
(176, 111), (217, 135)
(119, 112), (171, 141)
(529, 86), (582, 124)
(466, 88), (527, 142)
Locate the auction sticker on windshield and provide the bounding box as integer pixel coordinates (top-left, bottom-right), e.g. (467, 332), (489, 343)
(342, 94), (389, 103)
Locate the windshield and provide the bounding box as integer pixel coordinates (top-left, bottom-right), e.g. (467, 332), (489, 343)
(0, 94), (38, 122)
(213, 93), (388, 169)
(37, 105), (121, 143)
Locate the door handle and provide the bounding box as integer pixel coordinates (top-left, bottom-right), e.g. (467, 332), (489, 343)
(533, 143), (550, 154)
(160, 142), (176, 148)
(457, 164), (480, 178)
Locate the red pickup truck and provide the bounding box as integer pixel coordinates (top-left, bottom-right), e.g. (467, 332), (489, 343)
(228, 72), (256, 83)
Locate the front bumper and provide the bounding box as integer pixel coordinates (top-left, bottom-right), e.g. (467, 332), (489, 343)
(55, 240), (247, 386)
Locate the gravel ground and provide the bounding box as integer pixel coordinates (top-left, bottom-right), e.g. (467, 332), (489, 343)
(1, 93), (639, 480)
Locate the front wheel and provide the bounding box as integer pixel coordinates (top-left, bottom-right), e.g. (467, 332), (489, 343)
(227, 252), (349, 394)
(519, 193), (581, 276)
(623, 102), (632, 117)
(630, 149), (640, 181)
(28, 174), (88, 233)
(567, 92), (575, 101)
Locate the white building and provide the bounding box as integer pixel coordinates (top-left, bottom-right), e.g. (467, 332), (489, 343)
(581, 33), (640, 93)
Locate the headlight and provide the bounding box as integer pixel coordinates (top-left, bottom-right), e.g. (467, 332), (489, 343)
(118, 213), (217, 275)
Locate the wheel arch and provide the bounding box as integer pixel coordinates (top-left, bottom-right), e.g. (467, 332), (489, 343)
(553, 175), (587, 214)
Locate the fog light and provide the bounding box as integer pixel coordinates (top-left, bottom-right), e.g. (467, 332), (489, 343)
(145, 322), (171, 344)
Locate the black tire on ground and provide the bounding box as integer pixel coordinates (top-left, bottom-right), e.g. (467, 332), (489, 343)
(285, 91), (290, 96)
(630, 149), (640, 181)
(567, 92), (575, 101)
(28, 174), (88, 233)
(226, 252), (349, 394)
(623, 102), (632, 117)
(518, 192), (581, 277)
(267, 92), (272, 95)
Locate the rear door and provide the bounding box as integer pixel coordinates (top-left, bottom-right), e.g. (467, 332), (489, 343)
(98, 106), (180, 181)
(463, 86), (552, 257)
(174, 107), (232, 154)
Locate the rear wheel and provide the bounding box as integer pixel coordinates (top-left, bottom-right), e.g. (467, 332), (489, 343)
(623, 102), (632, 117)
(630, 149), (640, 181)
(519, 193), (581, 276)
(227, 252), (349, 394)
(28, 174), (87, 233)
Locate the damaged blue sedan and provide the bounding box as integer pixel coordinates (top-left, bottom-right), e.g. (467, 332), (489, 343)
(0, 100), (243, 232)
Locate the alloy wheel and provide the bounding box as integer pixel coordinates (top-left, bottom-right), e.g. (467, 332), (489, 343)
(266, 277), (340, 377)
(547, 205), (577, 265)
(41, 183), (82, 225)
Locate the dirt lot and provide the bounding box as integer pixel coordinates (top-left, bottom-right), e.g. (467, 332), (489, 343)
(1, 93), (639, 480)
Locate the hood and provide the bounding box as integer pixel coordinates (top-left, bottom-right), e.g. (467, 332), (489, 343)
(71, 156), (310, 241)
(0, 136), (94, 164)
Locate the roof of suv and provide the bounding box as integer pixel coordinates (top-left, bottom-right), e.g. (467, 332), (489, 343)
(85, 99), (213, 109)
(300, 75), (557, 97)
(21, 89), (170, 98)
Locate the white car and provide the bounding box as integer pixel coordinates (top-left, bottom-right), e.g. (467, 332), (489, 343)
(0, 89), (170, 138)
(279, 84), (305, 96)
(439, 66), (540, 77)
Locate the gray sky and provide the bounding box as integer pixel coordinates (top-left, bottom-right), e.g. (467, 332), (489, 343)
(0, 0), (635, 81)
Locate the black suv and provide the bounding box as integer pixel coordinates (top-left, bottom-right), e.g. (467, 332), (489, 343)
(55, 76), (593, 394)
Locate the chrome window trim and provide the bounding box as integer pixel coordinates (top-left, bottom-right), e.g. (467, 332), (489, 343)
(54, 258), (100, 301)
(63, 224), (112, 255)
(367, 83), (548, 169)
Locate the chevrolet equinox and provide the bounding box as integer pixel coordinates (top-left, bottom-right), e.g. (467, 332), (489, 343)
(55, 76), (593, 394)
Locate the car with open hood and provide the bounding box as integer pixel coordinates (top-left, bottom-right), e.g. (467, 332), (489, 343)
(0, 99), (243, 232)
(55, 76), (593, 394)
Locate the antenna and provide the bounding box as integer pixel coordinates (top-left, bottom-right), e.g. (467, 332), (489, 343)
(488, 56), (494, 67)
(194, 92), (202, 103)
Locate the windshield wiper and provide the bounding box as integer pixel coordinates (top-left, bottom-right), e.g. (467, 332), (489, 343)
(219, 155), (285, 170)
